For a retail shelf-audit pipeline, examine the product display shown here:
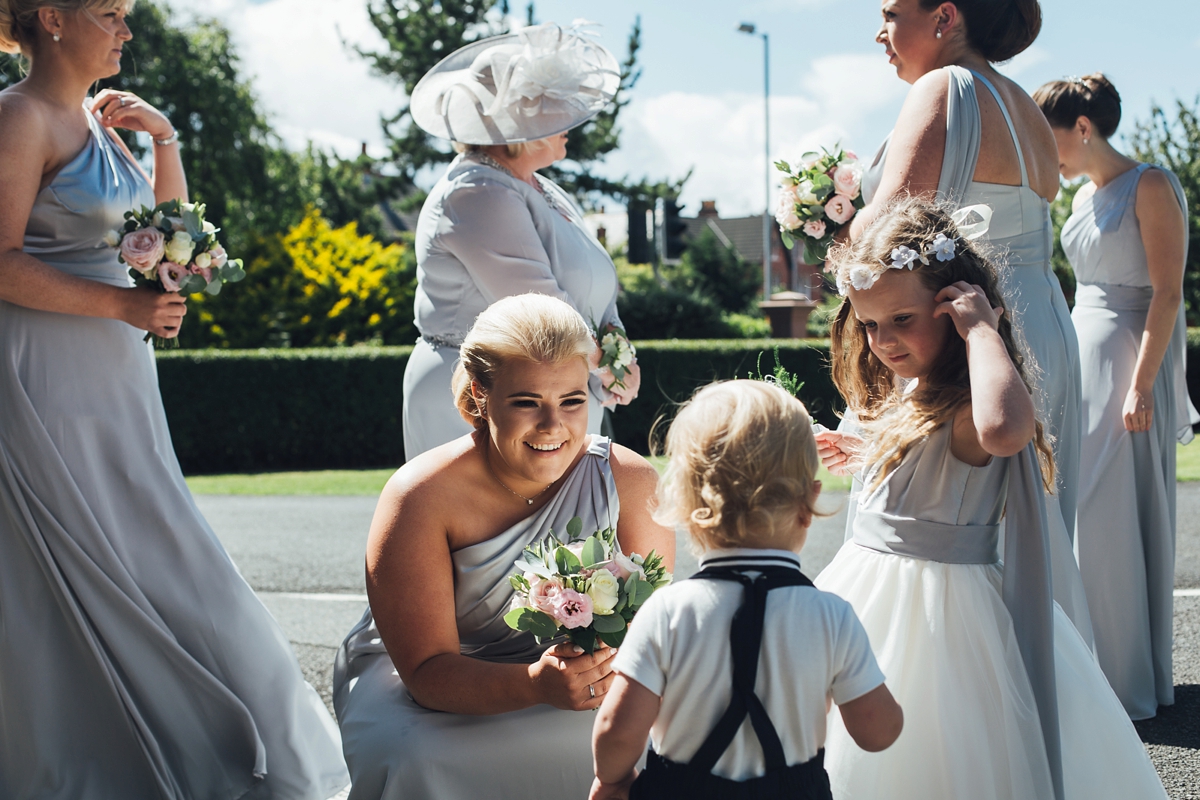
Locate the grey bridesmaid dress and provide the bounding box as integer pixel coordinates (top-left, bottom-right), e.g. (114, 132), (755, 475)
(857, 66), (1093, 643)
(333, 436), (620, 800)
(1063, 163), (1197, 719)
(0, 110), (348, 798)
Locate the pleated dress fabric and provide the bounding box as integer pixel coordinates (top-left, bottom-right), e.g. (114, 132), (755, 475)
(333, 436), (620, 800)
(1063, 163), (1197, 718)
(857, 66), (1094, 645)
(816, 424), (1167, 800)
(0, 110), (349, 799)
(402, 157), (623, 459)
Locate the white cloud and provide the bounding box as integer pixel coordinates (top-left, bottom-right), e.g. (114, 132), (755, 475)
(996, 44), (1051, 79)
(164, 0), (406, 158)
(599, 52), (904, 217)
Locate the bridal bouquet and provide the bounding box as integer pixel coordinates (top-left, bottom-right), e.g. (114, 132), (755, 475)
(105, 200), (245, 340)
(774, 146), (864, 265)
(504, 517), (671, 653)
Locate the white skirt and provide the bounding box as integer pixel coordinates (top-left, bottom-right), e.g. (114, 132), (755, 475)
(816, 542), (1166, 800)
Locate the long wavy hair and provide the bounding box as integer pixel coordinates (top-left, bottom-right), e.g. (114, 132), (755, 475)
(828, 197), (1055, 490)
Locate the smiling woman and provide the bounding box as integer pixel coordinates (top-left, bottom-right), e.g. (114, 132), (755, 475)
(333, 293), (674, 800)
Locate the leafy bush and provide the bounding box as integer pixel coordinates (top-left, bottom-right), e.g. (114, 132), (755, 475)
(671, 227), (761, 313)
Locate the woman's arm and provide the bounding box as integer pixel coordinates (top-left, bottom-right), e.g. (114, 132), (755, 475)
(91, 90), (187, 203)
(366, 467), (617, 715)
(609, 445), (675, 571)
(0, 94), (187, 336)
(849, 71), (949, 239)
(935, 281), (1035, 461)
(1123, 168), (1187, 433)
(590, 674), (660, 800)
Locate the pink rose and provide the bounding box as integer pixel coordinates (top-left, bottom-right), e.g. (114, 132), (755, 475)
(208, 245), (229, 268)
(803, 219), (827, 239)
(825, 194), (857, 225)
(551, 588), (593, 629)
(158, 262), (189, 293)
(120, 227), (165, 273)
(832, 164), (862, 201)
(529, 577), (562, 615)
(611, 551), (646, 581)
(190, 265), (213, 284)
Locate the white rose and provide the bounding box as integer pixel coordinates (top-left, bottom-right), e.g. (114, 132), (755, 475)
(193, 251), (212, 269)
(586, 570), (620, 615)
(164, 231), (195, 265)
(795, 180), (818, 205)
(102, 229), (122, 247)
(151, 211), (165, 228)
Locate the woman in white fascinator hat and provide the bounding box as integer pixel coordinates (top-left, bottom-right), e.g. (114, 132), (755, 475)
(402, 21), (641, 462)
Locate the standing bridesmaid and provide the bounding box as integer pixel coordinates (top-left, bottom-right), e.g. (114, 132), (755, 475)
(0, 1), (348, 796)
(1036, 74), (1197, 720)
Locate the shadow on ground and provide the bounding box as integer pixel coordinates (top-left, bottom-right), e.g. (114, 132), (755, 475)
(1136, 684), (1200, 750)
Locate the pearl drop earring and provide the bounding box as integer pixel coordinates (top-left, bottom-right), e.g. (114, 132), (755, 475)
(52, 33), (60, 42)
(935, 29), (942, 39)
(1083, 138), (1090, 145)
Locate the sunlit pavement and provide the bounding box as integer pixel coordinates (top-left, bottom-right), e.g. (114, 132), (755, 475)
(198, 485), (1200, 799)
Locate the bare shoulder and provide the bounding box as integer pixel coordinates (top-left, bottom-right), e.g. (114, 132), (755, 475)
(1136, 166), (1181, 211)
(371, 437), (477, 535)
(903, 69), (951, 117)
(609, 443), (660, 491)
(0, 89), (50, 150)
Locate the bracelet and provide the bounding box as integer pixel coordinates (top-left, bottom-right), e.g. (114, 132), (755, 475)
(153, 130), (179, 147)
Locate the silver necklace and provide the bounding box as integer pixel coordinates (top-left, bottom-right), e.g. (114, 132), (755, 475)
(485, 450), (554, 505)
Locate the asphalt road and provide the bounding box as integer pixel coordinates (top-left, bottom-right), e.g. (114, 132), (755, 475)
(197, 485), (1200, 798)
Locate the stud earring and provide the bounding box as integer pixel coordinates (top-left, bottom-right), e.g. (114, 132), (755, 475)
(1083, 138), (1089, 145)
(935, 29), (942, 39)
(52, 33), (61, 42)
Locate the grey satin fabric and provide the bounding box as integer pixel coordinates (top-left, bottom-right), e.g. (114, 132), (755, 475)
(0, 110), (348, 799)
(1064, 164), (1197, 718)
(854, 424), (1063, 800)
(334, 436), (620, 799)
(402, 157), (622, 460)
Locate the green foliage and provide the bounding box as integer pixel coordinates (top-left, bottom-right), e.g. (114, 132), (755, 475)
(1049, 180), (1081, 307)
(751, 347), (805, 397)
(156, 339), (842, 473)
(1130, 98), (1200, 323)
(617, 281), (732, 339)
(670, 227), (761, 314)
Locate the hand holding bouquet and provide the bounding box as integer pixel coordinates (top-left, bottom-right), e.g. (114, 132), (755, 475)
(592, 323), (639, 407)
(105, 200), (245, 343)
(505, 517), (671, 654)
(774, 146), (863, 265)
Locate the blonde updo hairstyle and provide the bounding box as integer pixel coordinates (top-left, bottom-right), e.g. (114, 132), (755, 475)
(452, 139), (554, 160)
(654, 380), (826, 553)
(0, 0), (132, 57)
(452, 293), (594, 428)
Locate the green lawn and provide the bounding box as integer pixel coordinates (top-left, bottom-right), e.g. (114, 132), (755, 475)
(186, 442), (1200, 497)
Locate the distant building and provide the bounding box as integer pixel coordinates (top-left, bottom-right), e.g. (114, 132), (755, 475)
(683, 200), (824, 301)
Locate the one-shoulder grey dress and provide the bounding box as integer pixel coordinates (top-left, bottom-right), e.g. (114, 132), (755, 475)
(857, 66), (1093, 643)
(0, 109), (348, 799)
(1063, 163), (1197, 719)
(333, 436), (620, 800)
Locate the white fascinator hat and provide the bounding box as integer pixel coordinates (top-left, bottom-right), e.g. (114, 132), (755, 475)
(409, 21), (621, 145)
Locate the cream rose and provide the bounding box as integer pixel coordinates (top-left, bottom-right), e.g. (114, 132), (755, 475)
(795, 180), (819, 205)
(832, 164), (862, 201)
(586, 570), (620, 615)
(193, 251), (212, 269)
(120, 227), (166, 273)
(164, 231), (195, 266)
(774, 191), (802, 230)
(102, 229), (122, 248)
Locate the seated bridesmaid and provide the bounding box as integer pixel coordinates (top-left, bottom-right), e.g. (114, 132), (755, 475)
(333, 293), (675, 800)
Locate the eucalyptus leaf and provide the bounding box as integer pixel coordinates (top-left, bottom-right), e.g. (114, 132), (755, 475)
(598, 628), (628, 649)
(182, 207), (204, 240)
(178, 274), (207, 295)
(568, 626), (597, 654)
(519, 553), (553, 579)
(623, 576), (641, 608)
(580, 536), (605, 568)
(503, 606), (530, 630)
(555, 545), (581, 575)
(781, 229), (795, 250)
(592, 613), (626, 634)
(204, 278), (223, 296)
(566, 517), (583, 540)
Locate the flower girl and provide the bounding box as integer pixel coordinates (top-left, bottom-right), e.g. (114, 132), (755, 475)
(590, 380), (902, 799)
(814, 198), (1167, 799)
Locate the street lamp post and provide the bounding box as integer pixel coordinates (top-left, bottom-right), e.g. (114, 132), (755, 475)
(739, 22), (771, 301)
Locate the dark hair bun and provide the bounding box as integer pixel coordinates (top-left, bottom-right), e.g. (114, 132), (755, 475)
(1033, 72), (1122, 139)
(939, 0), (1042, 63)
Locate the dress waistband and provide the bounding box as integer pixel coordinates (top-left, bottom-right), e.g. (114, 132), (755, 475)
(1074, 282), (1153, 313)
(420, 332), (465, 349)
(852, 508), (999, 565)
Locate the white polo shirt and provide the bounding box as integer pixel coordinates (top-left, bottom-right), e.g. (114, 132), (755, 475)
(612, 548), (884, 781)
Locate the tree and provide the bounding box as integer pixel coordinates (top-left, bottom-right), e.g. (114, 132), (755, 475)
(1049, 180), (1081, 307)
(352, 0), (647, 201)
(671, 227), (760, 314)
(1130, 98), (1200, 323)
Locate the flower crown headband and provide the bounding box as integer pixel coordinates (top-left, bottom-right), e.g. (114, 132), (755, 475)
(836, 204), (993, 296)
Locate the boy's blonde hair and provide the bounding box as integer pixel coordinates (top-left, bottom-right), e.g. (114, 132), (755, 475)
(826, 196), (1054, 490)
(451, 293), (594, 427)
(655, 380), (823, 551)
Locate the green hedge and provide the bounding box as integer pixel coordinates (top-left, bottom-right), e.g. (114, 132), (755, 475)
(157, 340), (840, 474)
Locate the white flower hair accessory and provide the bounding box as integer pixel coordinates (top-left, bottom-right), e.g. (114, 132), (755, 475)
(889, 245), (928, 270)
(929, 233), (956, 262)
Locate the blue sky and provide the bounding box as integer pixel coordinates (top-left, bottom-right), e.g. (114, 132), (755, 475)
(169, 0), (1200, 216)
